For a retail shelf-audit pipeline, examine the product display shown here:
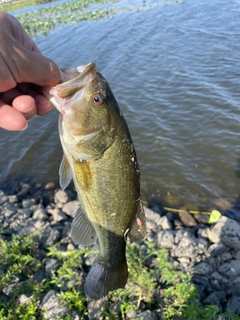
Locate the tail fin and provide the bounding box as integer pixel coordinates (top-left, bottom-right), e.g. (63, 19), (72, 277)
(84, 255), (128, 300)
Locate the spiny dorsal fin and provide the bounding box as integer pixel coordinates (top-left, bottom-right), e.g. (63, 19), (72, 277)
(59, 155), (72, 190)
(128, 202), (146, 242)
(71, 206), (97, 246)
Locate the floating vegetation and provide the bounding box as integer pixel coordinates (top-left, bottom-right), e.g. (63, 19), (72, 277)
(15, 0), (185, 37)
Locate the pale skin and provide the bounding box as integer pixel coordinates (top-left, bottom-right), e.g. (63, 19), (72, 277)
(0, 11), (61, 131)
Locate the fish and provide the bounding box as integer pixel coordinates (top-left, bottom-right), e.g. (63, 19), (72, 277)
(45, 62), (146, 300)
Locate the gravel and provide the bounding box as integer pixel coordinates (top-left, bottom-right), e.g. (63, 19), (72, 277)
(1, 182), (240, 318)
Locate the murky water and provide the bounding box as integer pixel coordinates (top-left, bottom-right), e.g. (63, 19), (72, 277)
(1, 0), (240, 214)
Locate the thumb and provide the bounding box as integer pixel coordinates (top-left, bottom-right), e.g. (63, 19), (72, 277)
(13, 47), (61, 87)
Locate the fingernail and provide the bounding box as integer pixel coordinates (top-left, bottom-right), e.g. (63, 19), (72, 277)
(19, 121), (28, 131)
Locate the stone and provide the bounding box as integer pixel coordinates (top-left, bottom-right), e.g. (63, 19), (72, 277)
(32, 208), (48, 220)
(62, 200), (79, 218)
(192, 275), (212, 294)
(218, 260), (240, 279)
(137, 310), (157, 320)
(8, 195), (18, 203)
(203, 291), (226, 312)
(157, 230), (175, 249)
(17, 183), (31, 197)
(1, 203), (18, 218)
(192, 262), (213, 275)
(48, 208), (67, 222)
(194, 214), (210, 224)
(208, 216), (240, 250)
(225, 296), (240, 314)
(41, 290), (69, 319)
(18, 208), (32, 217)
(159, 216), (172, 230)
(171, 232), (199, 261)
(145, 206), (161, 233)
(54, 190), (69, 204)
(0, 191), (8, 205)
(207, 243), (228, 257)
(22, 199), (35, 208)
(39, 226), (60, 247)
(17, 220), (36, 236)
(179, 210), (197, 227)
(197, 227), (210, 239)
(88, 297), (108, 320)
(45, 258), (60, 277)
(18, 294), (31, 304)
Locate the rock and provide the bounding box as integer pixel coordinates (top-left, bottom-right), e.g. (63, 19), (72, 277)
(171, 232), (200, 261)
(18, 208), (32, 217)
(17, 220), (36, 236)
(179, 210), (197, 227)
(8, 195), (18, 203)
(39, 226), (60, 247)
(62, 200), (79, 218)
(145, 206), (161, 233)
(22, 199), (35, 208)
(157, 230), (175, 249)
(45, 258), (60, 277)
(203, 291), (226, 312)
(225, 296), (240, 314)
(192, 275), (212, 294)
(88, 297), (108, 320)
(41, 290), (69, 319)
(218, 260), (240, 279)
(159, 216), (172, 230)
(0, 190), (8, 205)
(18, 294), (31, 304)
(17, 183), (31, 197)
(194, 214), (210, 224)
(32, 208), (48, 220)
(192, 262), (213, 275)
(137, 310), (157, 320)
(54, 190), (69, 204)
(208, 216), (240, 250)
(1, 203), (18, 218)
(207, 243), (228, 257)
(197, 227), (210, 239)
(48, 208), (67, 222)
(44, 182), (55, 190)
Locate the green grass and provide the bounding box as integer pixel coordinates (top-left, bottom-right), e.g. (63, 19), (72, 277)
(13, 0), (184, 37)
(0, 233), (238, 319)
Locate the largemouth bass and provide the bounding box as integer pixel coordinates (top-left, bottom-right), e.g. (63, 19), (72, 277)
(46, 62), (146, 300)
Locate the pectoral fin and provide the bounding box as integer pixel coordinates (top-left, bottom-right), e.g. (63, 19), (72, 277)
(59, 155), (72, 190)
(71, 207), (97, 246)
(128, 203), (146, 241)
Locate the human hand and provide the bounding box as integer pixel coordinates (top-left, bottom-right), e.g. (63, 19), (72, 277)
(0, 11), (61, 131)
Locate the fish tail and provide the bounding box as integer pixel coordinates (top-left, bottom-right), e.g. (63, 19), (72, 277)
(84, 255), (128, 300)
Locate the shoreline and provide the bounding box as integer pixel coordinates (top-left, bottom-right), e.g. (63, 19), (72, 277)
(1, 181), (240, 319)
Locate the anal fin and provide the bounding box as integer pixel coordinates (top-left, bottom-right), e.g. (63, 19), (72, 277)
(128, 202), (146, 242)
(71, 207), (97, 246)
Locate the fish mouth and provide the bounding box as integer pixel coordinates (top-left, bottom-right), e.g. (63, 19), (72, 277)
(46, 62), (97, 114)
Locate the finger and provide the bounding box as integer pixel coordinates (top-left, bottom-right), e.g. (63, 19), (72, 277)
(12, 95), (37, 120)
(35, 94), (53, 115)
(0, 103), (27, 131)
(11, 45), (61, 87)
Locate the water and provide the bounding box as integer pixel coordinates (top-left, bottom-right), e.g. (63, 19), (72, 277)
(1, 0), (240, 214)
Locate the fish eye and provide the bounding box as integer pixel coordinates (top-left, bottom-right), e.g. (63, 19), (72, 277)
(93, 93), (104, 106)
